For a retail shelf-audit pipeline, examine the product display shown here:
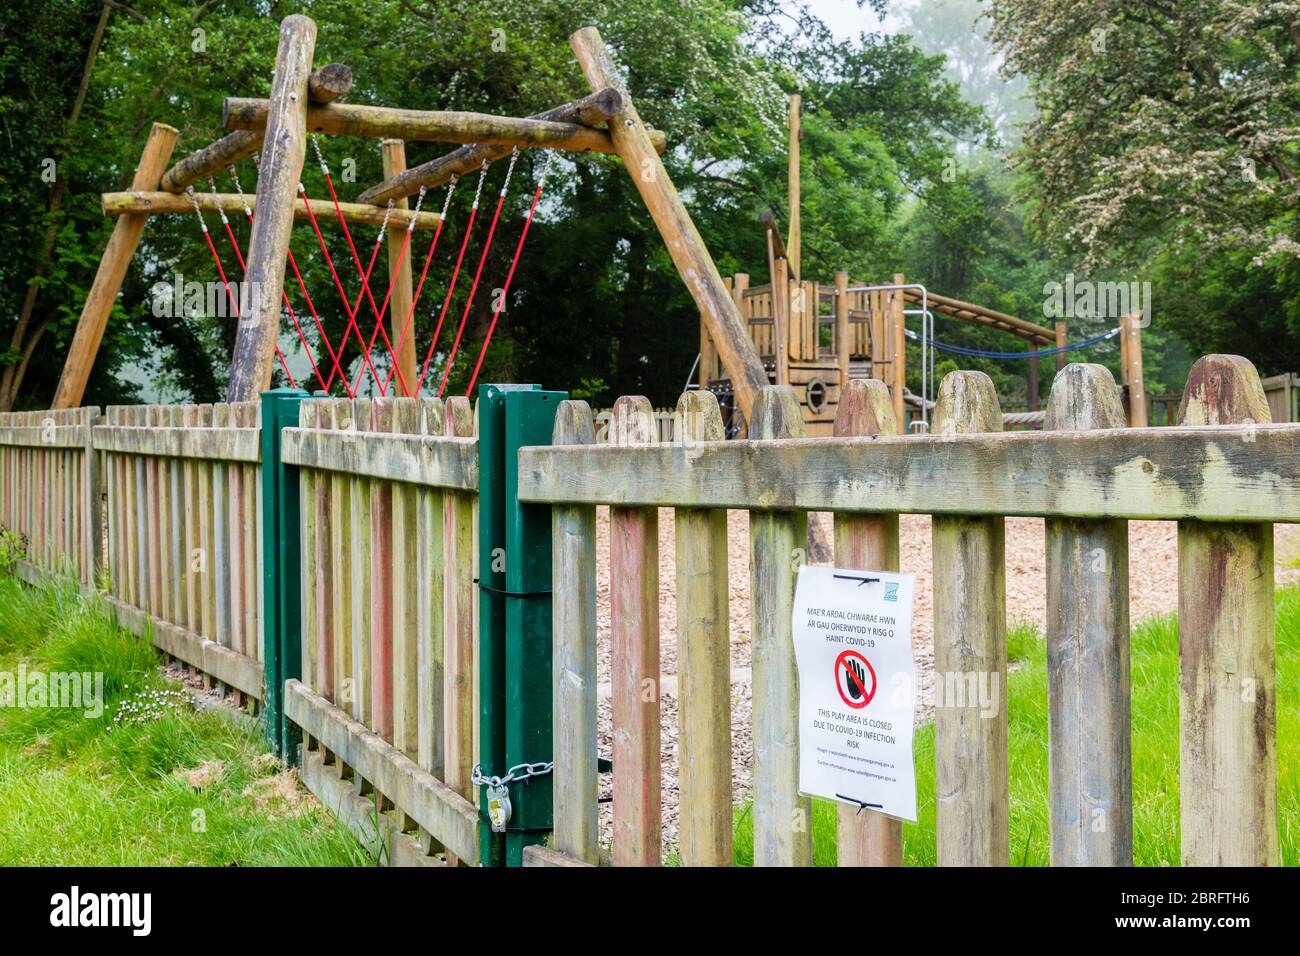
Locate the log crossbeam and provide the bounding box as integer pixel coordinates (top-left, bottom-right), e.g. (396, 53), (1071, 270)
(102, 190), (443, 230)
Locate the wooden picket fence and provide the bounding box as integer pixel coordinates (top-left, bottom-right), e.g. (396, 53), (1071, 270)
(0, 408), (100, 587)
(96, 403), (265, 709)
(281, 395), (480, 866)
(518, 355), (1298, 867)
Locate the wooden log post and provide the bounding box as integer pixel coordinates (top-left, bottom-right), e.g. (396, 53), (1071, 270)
(1125, 313), (1148, 428)
(833, 379), (903, 866)
(608, 396), (660, 865)
(891, 274), (906, 429)
(1055, 321), (1068, 374)
(787, 94), (801, 280)
(932, 371), (1008, 866)
(673, 390), (732, 866)
(159, 130), (262, 194)
(569, 27), (768, 425)
(835, 272), (850, 390)
(550, 400), (599, 864)
(774, 256), (789, 387)
(356, 88), (652, 206)
(52, 123), (178, 409)
(1176, 354), (1277, 866)
(381, 141), (417, 394)
(225, 99), (647, 155)
(227, 14), (317, 402)
(748, 385), (811, 866)
(1043, 363), (1132, 866)
(308, 63), (353, 103)
(102, 190), (443, 229)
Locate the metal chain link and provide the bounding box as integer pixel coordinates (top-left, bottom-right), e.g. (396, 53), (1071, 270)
(498, 146), (521, 198)
(471, 158), (490, 210)
(310, 133), (328, 174)
(183, 186), (208, 232)
(471, 760), (554, 790)
(207, 177), (230, 226)
(227, 164), (253, 218)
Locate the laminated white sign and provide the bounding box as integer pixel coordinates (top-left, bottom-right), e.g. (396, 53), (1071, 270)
(792, 565), (917, 821)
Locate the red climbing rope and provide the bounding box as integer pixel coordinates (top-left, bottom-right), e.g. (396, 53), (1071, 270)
(227, 166), (352, 396)
(310, 137), (413, 398)
(437, 148), (521, 398)
(296, 183), (387, 395)
(464, 151), (555, 398)
(184, 187), (297, 388)
(416, 161), (492, 395)
(381, 179), (458, 396)
(208, 180), (326, 392)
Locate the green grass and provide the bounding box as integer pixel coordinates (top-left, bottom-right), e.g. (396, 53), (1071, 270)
(735, 591), (1300, 866)
(0, 574), (368, 866)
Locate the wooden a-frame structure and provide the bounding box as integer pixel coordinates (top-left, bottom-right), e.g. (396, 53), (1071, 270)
(52, 15), (770, 418)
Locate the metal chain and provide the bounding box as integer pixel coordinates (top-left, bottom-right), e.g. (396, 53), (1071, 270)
(535, 149), (557, 190)
(471, 158), (490, 210)
(183, 186), (208, 232)
(498, 146), (521, 198)
(471, 761), (554, 790)
(310, 133), (328, 174)
(404, 184), (429, 234)
(207, 177), (230, 226)
(227, 164), (253, 218)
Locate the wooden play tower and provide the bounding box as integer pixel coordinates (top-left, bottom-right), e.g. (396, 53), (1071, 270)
(700, 96), (1147, 436)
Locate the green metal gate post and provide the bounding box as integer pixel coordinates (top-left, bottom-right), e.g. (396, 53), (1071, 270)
(261, 387), (307, 759)
(478, 384), (566, 866)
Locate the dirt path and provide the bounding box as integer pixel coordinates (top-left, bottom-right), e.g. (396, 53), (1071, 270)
(591, 508), (1300, 856)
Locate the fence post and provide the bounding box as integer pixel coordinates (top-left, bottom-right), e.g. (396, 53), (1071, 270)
(1044, 364), (1132, 865)
(260, 387), (307, 758)
(932, 370), (1008, 866)
(1176, 354), (1277, 865)
(832, 379), (903, 866)
(749, 384), (812, 866)
(477, 384), (567, 866)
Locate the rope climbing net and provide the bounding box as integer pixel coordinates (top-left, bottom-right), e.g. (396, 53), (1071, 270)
(184, 136), (555, 399)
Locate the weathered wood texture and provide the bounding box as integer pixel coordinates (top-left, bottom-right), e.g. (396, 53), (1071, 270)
(748, 386), (812, 866)
(381, 141), (418, 394)
(1176, 354), (1277, 865)
(673, 391), (733, 866)
(517, 423), (1300, 522)
(52, 123), (178, 409)
(831, 380), (903, 866)
(225, 98), (650, 155)
(101, 190), (443, 229)
(551, 400), (600, 864)
(931, 372), (1008, 866)
(608, 396), (661, 865)
(289, 395), (476, 863)
(308, 63), (353, 103)
(355, 87), (658, 205)
(226, 14), (317, 403)
(0, 409), (100, 586)
(1043, 364), (1132, 866)
(82, 403), (263, 709)
(569, 27), (768, 424)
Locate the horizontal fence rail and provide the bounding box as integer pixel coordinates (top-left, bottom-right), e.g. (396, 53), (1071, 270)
(523, 355), (1289, 867)
(518, 424), (1300, 522)
(0, 408), (100, 587)
(97, 403), (265, 710)
(281, 395), (480, 866)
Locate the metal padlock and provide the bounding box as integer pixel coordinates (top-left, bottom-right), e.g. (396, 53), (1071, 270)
(486, 782), (511, 833)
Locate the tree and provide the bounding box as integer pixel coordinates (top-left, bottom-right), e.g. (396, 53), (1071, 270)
(987, 0), (1300, 271)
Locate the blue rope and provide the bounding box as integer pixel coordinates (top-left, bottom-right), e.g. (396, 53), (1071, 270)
(904, 326), (1119, 360)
